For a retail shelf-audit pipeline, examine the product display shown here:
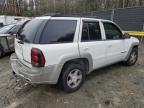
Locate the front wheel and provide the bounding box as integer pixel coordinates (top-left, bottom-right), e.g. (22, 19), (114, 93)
(60, 63), (86, 93)
(124, 47), (138, 66)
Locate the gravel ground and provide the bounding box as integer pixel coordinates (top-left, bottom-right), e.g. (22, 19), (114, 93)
(0, 43), (144, 108)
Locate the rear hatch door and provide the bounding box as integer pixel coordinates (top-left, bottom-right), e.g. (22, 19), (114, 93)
(15, 18), (49, 65)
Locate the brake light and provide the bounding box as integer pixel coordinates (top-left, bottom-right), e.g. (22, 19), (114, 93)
(31, 48), (45, 67)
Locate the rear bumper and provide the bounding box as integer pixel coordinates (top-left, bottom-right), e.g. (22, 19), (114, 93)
(10, 53), (59, 84)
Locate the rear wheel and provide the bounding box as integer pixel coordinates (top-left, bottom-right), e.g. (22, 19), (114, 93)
(59, 63), (86, 93)
(124, 47), (138, 66)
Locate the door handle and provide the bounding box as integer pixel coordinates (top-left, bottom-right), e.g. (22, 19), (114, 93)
(121, 51), (127, 53)
(83, 47), (89, 51)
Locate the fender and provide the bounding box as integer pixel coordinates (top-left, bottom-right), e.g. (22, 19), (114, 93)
(124, 42), (139, 61)
(54, 53), (93, 83)
(54, 54), (81, 83)
(58, 53), (93, 74)
(79, 53), (93, 73)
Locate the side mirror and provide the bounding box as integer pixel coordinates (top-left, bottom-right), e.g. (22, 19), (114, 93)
(122, 33), (131, 39)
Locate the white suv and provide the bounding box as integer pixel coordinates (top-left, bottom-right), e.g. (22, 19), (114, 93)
(10, 17), (139, 92)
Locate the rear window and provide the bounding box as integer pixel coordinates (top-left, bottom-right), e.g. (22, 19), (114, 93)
(17, 19), (46, 43)
(40, 20), (77, 44)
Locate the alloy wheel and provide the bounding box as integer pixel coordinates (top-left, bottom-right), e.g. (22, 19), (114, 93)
(130, 51), (137, 64)
(67, 69), (82, 88)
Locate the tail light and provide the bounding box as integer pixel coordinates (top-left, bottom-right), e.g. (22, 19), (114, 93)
(31, 48), (45, 67)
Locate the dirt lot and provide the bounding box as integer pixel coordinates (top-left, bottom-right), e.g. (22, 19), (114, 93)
(0, 43), (144, 108)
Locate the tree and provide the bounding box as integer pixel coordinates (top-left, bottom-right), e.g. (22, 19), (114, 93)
(0, 0), (144, 16)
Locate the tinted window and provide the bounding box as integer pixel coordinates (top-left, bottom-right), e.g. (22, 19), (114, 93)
(0, 23), (3, 28)
(81, 22), (102, 42)
(103, 22), (122, 40)
(88, 22), (102, 40)
(17, 19), (46, 43)
(40, 20), (77, 44)
(0, 25), (14, 34)
(8, 25), (21, 34)
(81, 22), (89, 41)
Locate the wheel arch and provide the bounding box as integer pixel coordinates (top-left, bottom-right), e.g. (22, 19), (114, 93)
(124, 42), (139, 61)
(56, 55), (93, 83)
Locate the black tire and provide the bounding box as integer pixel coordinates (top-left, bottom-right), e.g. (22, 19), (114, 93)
(0, 46), (3, 58)
(124, 47), (138, 66)
(59, 63), (86, 93)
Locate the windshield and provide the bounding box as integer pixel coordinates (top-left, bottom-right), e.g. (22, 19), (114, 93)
(9, 24), (21, 34)
(0, 25), (15, 34)
(17, 19), (46, 43)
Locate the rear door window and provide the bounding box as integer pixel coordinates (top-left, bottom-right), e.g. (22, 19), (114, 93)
(81, 21), (102, 42)
(40, 20), (77, 44)
(81, 22), (89, 41)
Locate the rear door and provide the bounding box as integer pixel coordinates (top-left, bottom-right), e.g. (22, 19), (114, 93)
(79, 20), (106, 70)
(102, 21), (126, 64)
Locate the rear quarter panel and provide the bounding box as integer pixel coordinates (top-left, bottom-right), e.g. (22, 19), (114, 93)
(33, 43), (80, 66)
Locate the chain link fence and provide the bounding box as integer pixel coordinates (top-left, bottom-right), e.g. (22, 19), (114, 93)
(65, 6), (144, 31)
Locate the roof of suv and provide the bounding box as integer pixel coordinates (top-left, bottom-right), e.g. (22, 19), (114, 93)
(35, 16), (112, 22)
